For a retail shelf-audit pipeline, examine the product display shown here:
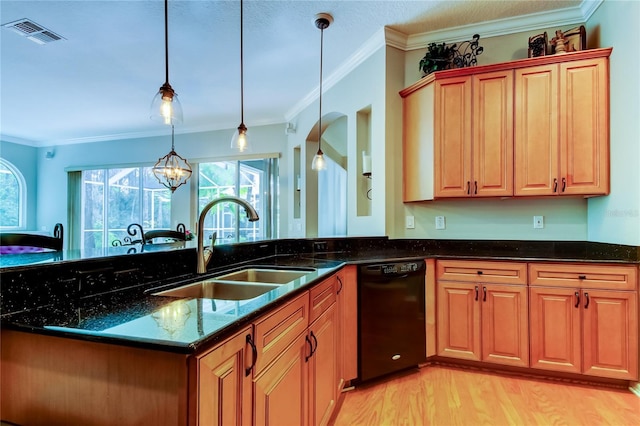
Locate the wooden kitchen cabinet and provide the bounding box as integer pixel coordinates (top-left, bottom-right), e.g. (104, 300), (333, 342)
(529, 263), (638, 380)
(401, 47), (611, 202)
(253, 332), (309, 426)
(308, 302), (338, 426)
(437, 260), (529, 367)
(515, 55), (610, 196)
(190, 326), (253, 426)
(339, 265), (358, 385)
(403, 70), (513, 200)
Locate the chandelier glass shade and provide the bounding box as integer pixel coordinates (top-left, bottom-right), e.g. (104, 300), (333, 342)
(153, 125), (192, 192)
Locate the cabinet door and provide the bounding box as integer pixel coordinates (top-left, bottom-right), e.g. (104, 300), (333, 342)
(560, 58), (610, 195)
(582, 289), (638, 380)
(472, 70), (514, 197)
(481, 284), (528, 367)
(340, 266), (358, 384)
(437, 281), (481, 360)
(434, 76), (472, 198)
(308, 303), (338, 426)
(196, 327), (253, 426)
(514, 64), (559, 196)
(529, 287), (581, 374)
(253, 332), (309, 426)
(403, 81), (435, 202)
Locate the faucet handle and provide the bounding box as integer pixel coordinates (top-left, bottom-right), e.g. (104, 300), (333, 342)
(209, 231), (217, 249)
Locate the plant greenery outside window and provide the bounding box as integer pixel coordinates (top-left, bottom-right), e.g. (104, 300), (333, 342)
(80, 167), (171, 250)
(198, 158), (277, 245)
(0, 159), (25, 229)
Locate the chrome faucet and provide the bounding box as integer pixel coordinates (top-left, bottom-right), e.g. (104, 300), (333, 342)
(196, 196), (259, 274)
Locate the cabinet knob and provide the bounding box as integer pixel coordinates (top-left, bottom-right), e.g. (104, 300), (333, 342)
(553, 178), (558, 193)
(578, 275), (587, 280)
(562, 177), (567, 192)
(467, 181), (471, 195)
(574, 291), (580, 308)
(584, 292), (590, 309)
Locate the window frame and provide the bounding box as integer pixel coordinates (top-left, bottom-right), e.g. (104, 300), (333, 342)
(0, 158), (27, 230)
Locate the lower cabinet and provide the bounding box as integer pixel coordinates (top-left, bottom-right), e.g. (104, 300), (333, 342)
(191, 326), (254, 426)
(308, 302), (338, 426)
(529, 262), (638, 380)
(436, 260), (529, 367)
(253, 332), (310, 426)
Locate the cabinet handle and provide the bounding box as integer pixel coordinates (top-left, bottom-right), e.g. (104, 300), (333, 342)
(574, 291), (580, 308)
(474, 181), (478, 195)
(584, 292), (590, 309)
(477, 270), (483, 275)
(336, 275), (343, 295)
(310, 331), (318, 357)
(553, 178), (558, 193)
(305, 335), (314, 362)
(578, 275), (586, 280)
(467, 181), (471, 195)
(246, 334), (257, 376)
(475, 286), (479, 301)
(562, 177), (566, 192)
(483, 286), (487, 302)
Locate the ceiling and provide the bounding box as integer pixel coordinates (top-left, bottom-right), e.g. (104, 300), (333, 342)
(1, 0), (588, 147)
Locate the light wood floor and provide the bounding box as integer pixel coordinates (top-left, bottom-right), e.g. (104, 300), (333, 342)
(332, 365), (640, 426)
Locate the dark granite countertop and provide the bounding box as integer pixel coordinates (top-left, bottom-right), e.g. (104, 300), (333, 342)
(2, 237), (638, 356)
(2, 256), (344, 354)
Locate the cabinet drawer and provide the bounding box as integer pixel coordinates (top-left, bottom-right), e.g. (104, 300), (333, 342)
(253, 292), (309, 374)
(437, 260), (527, 285)
(529, 263), (638, 290)
(309, 275), (337, 324)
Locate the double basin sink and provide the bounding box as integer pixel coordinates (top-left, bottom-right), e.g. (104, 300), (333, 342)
(153, 267), (315, 300)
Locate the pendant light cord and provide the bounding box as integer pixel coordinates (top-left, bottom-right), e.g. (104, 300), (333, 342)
(164, 0), (169, 84)
(171, 125), (175, 151)
(318, 25), (324, 152)
(240, 0), (245, 125)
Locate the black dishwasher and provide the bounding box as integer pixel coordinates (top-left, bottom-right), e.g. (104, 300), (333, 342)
(358, 260), (426, 382)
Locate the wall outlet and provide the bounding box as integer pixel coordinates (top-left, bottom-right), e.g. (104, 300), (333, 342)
(533, 215), (544, 229)
(435, 216), (446, 230)
(405, 215), (415, 229)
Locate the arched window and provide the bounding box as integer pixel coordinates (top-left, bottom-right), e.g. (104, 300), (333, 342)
(0, 158), (26, 229)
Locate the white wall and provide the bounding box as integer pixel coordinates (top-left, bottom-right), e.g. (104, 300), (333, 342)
(586, 0), (640, 246)
(286, 48), (387, 238)
(0, 141), (38, 231)
(36, 124), (288, 236)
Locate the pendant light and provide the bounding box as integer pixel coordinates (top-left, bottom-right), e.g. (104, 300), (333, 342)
(231, 0), (250, 152)
(153, 125), (192, 192)
(311, 13), (333, 171)
(150, 0), (183, 125)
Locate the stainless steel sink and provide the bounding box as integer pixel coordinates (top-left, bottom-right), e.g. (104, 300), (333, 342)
(153, 280), (279, 300)
(213, 268), (312, 284)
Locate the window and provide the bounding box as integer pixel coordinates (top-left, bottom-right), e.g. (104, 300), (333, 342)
(80, 167), (171, 250)
(0, 159), (25, 229)
(198, 158), (277, 245)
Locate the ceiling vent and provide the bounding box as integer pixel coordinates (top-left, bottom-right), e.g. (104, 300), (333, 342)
(2, 18), (65, 44)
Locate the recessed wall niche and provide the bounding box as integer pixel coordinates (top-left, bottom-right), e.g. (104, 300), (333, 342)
(357, 106), (372, 217)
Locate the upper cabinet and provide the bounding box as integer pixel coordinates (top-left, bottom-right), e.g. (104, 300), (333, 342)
(515, 58), (610, 196)
(400, 48), (612, 202)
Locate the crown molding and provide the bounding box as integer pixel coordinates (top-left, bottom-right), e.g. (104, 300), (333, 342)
(285, 0), (601, 122)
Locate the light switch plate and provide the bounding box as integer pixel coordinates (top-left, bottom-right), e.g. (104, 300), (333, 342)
(405, 215), (415, 229)
(435, 216), (446, 230)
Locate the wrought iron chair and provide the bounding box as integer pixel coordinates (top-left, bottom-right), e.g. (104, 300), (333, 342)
(112, 223), (187, 247)
(0, 223), (64, 254)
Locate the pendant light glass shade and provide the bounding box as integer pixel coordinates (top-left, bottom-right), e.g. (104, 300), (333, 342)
(311, 149), (326, 171)
(231, 0), (250, 152)
(153, 126), (192, 192)
(150, 0), (183, 126)
(311, 13), (332, 171)
(231, 123), (249, 152)
(151, 82), (183, 125)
